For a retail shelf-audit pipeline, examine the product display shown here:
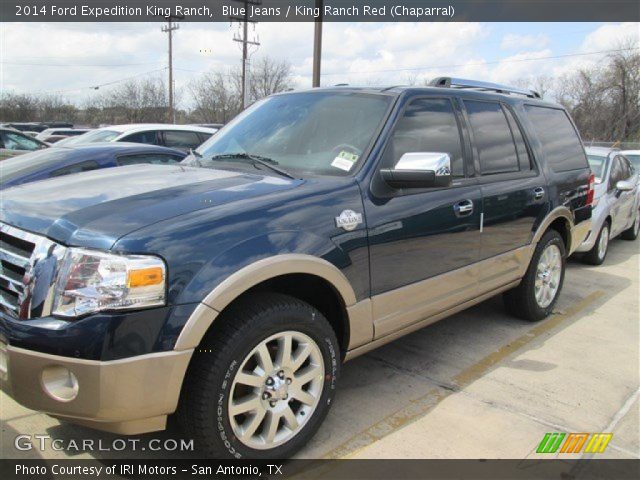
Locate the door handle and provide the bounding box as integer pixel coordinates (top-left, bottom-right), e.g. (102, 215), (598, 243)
(533, 187), (545, 200)
(454, 199), (474, 217)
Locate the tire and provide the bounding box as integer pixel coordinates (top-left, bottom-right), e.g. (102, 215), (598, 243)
(621, 208), (640, 241)
(504, 229), (566, 322)
(582, 222), (610, 265)
(178, 293), (340, 459)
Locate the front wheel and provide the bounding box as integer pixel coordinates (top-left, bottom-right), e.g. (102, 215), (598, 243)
(582, 222), (610, 265)
(178, 293), (340, 459)
(504, 230), (566, 322)
(621, 209), (640, 241)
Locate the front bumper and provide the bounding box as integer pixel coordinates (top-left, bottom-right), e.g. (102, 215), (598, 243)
(0, 343), (192, 434)
(574, 203), (607, 253)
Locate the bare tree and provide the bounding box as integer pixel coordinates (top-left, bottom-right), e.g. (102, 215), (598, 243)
(248, 56), (293, 102)
(188, 71), (240, 124)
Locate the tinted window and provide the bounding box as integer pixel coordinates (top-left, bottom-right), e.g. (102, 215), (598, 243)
(464, 100), (519, 175)
(1, 131), (42, 151)
(523, 105), (588, 172)
(117, 154), (183, 166)
(122, 131), (159, 145)
(624, 154), (640, 173)
(503, 107), (532, 171)
(383, 98), (465, 177)
(49, 160), (99, 178)
(162, 131), (202, 149)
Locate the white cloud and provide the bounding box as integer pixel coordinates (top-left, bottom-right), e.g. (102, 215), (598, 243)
(501, 33), (550, 50)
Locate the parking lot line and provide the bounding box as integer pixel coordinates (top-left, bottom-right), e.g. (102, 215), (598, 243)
(323, 290), (605, 459)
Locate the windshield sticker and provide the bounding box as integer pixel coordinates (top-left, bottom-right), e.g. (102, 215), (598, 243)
(331, 151), (359, 171)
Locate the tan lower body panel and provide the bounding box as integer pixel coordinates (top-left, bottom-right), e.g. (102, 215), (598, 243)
(370, 245), (531, 340)
(345, 279), (520, 361)
(0, 346), (193, 435)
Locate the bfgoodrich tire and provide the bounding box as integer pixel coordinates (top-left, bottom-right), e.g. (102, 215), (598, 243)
(178, 293), (340, 459)
(504, 230), (566, 322)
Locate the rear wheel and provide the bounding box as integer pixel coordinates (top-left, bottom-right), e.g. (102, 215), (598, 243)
(504, 230), (566, 322)
(178, 293), (339, 459)
(583, 222), (610, 265)
(621, 209), (640, 241)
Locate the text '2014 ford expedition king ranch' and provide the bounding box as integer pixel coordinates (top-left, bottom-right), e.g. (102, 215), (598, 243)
(0, 78), (592, 458)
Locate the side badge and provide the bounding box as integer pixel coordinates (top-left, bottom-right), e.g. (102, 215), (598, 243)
(335, 210), (363, 231)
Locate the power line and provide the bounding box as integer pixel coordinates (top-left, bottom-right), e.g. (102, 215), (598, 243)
(321, 47), (640, 77)
(35, 67), (168, 94)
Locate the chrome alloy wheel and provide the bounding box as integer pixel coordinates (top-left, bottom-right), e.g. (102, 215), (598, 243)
(535, 244), (562, 308)
(228, 331), (325, 450)
(597, 224), (610, 260)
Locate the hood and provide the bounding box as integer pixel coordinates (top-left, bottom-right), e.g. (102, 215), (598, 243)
(0, 164), (302, 249)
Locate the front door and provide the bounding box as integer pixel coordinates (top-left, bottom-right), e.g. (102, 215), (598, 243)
(364, 96), (482, 338)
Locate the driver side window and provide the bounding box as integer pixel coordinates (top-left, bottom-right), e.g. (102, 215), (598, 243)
(382, 98), (465, 177)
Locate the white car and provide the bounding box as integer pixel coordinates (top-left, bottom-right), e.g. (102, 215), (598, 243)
(54, 124), (217, 152)
(575, 147), (640, 264)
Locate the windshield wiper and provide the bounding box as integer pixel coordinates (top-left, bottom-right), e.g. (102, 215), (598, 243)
(209, 153), (297, 180)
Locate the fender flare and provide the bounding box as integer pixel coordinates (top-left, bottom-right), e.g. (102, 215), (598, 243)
(531, 206), (573, 248)
(174, 254), (357, 351)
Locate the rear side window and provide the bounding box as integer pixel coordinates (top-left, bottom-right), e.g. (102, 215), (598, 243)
(122, 131), (159, 145)
(117, 154), (183, 166)
(523, 105), (587, 172)
(464, 100), (519, 175)
(163, 131), (202, 149)
(383, 98), (465, 177)
(49, 160), (99, 178)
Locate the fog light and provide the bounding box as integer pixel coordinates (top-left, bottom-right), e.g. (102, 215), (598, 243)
(41, 366), (79, 402)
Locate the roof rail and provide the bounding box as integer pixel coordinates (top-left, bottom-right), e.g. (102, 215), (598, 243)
(429, 77), (541, 99)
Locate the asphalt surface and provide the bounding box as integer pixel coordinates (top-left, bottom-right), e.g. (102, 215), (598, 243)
(1, 235), (638, 460)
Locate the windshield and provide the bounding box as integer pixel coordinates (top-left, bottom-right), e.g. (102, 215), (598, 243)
(587, 154), (607, 181)
(57, 129), (119, 146)
(191, 92), (392, 176)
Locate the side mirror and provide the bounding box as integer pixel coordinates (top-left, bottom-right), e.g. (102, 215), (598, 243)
(380, 152), (452, 189)
(616, 179), (634, 192)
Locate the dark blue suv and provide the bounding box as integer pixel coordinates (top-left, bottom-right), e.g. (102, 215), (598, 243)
(0, 78), (592, 458)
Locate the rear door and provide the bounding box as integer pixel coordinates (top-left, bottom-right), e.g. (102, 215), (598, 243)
(461, 99), (547, 288)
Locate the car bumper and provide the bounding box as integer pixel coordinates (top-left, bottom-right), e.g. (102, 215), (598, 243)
(0, 342), (192, 434)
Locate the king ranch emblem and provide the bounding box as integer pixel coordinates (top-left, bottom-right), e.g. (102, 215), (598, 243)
(335, 210), (363, 231)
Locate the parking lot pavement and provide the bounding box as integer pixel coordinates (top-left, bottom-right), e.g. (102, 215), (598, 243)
(1, 238), (638, 460)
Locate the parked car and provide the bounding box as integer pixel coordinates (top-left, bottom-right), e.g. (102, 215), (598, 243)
(0, 127), (48, 160)
(0, 78), (593, 459)
(0, 122), (48, 133)
(620, 150), (640, 176)
(574, 147), (640, 264)
(0, 143), (187, 189)
(35, 128), (91, 144)
(192, 123), (223, 130)
(56, 124), (216, 152)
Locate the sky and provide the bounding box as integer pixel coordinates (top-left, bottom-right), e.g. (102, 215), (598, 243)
(0, 21), (638, 106)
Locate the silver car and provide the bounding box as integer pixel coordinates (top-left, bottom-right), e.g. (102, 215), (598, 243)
(575, 147), (640, 264)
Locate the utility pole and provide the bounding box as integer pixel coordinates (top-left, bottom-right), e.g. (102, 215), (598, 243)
(312, 0), (323, 87)
(162, 16), (182, 123)
(230, 0), (260, 110)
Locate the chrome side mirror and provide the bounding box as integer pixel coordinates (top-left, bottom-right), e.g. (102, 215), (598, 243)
(381, 152), (452, 189)
(616, 179), (634, 192)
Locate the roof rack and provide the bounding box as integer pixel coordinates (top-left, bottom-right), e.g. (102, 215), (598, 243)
(429, 77), (541, 99)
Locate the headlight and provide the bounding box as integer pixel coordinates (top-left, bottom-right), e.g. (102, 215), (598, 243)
(53, 248), (166, 318)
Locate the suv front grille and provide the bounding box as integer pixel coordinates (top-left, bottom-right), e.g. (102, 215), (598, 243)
(0, 223), (66, 319)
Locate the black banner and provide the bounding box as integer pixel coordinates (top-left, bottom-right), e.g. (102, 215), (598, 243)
(2, 0), (640, 22)
(1, 459), (640, 480)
